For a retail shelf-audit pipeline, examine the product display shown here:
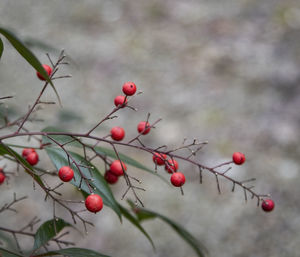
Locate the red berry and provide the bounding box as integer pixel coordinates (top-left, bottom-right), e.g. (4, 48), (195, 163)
(114, 95), (127, 108)
(22, 148), (36, 158)
(137, 121), (151, 135)
(122, 82), (137, 96)
(85, 194), (103, 213)
(232, 152), (246, 165)
(36, 64), (52, 81)
(58, 166), (74, 182)
(110, 160), (127, 176)
(0, 171), (5, 185)
(170, 172), (186, 187)
(152, 152), (167, 166)
(261, 199), (275, 212)
(165, 159), (179, 173)
(26, 152), (39, 166)
(104, 170), (119, 184)
(111, 126), (125, 141)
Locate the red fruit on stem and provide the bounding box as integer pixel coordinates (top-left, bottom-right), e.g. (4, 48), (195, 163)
(104, 170), (119, 184)
(261, 199), (275, 212)
(152, 152), (167, 166)
(114, 95), (128, 108)
(170, 172), (186, 187)
(137, 121), (151, 135)
(22, 148), (36, 158)
(110, 160), (127, 176)
(26, 152), (39, 166)
(165, 159), (179, 173)
(58, 166), (74, 182)
(0, 171), (5, 185)
(111, 126), (125, 141)
(36, 64), (52, 81)
(232, 152), (246, 165)
(85, 194), (103, 213)
(122, 82), (137, 96)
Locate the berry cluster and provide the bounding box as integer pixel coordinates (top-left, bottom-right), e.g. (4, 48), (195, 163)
(22, 148), (39, 166)
(3, 69), (274, 219)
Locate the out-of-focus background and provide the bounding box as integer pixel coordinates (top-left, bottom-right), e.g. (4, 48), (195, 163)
(1, 0), (300, 256)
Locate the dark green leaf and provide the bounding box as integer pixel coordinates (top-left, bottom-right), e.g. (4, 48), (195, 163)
(42, 127), (81, 147)
(0, 143), (44, 186)
(0, 248), (23, 257)
(93, 146), (168, 183)
(131, 202), (209, 257)
(44, 147), (121, 220)
(128, 200), (156, 221)
(0, 232), (18, 252)
(0, 37), (3, 59)
(118, 204), (155, 249)
(0, 27), (61, 105)
(41, 127), (168, 183)
(35, 247), (111, 257)
(33, 218), (72, 250)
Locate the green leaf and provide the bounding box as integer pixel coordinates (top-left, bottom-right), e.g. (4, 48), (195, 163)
(42, 127), (81, 147)
(44, 147), (122, 220)
(0, 37), (3, 59)
(33, 218), (72, 250)
(35, 247), (111, 257)
(41, 127), (168, 183)
(0, 27), (61, 105)
(131, 202), (209, 257)
(0, 143), (45, 186)
(118, 204), (155, 249)
(0, 232), (18, 252)
(0, 248), (23, 257)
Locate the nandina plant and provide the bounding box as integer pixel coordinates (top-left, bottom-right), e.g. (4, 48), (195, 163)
(0, 28), (274, 257)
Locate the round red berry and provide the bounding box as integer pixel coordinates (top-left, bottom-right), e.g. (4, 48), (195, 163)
(122, 82), (137, 96)
(153, 152), (167, 166)
(26, 152), (39, 166)
(170, 172), (186, 187)
(114, 95), (128, 108)
(110, 160), (127, 176)
(22, 148), (36, 158)
(85, 194), (103, 213)
(58, 166), (74, 182)
(111, 127), (125, 141)
(0, 172), (5, 185)
(137, 121), (151, 135)
(232, 152), (246, 165)
(104, 170), (119, 184)
(261, 199), (275, 212)
(165, 159), (179, 173)
(36, 64), (52, 81)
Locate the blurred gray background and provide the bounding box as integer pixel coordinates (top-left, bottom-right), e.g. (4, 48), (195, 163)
(1, 0), (300, 256)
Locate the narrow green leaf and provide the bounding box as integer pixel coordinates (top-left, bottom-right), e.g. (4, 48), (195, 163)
(42, 127), (81, 147)
(35, 247), (111, 257)
(0, 232), (18, 252)
(41, 126), (168, 183)
(93, 146), (154, 173)
(0, 248), (24, 257)
(131, 202), (209, 257)
(118, 204), (155, 249)
(0, 143), (45, 186)
(0, 37), (3, 59)
(128, 200), (156, 221)
(45, 147), (122, 220)
(0, 27), (61, 105)
(33, 218), (72, 250)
